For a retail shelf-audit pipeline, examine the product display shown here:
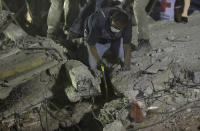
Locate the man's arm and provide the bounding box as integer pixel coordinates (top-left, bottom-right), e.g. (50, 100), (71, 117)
(122, 20), (132, 70)
(123, 43), (131, 65)
(87, 44), (101, 62)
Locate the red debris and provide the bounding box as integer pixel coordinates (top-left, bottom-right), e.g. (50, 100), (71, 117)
(131, 101), (144, 123)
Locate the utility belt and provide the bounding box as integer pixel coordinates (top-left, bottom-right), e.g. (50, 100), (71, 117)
(97, 38), (113, 44)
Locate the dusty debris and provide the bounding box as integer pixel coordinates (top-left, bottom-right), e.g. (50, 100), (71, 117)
(1, 8), (200, 131)
(3, 23), (27, 41)
(103, 120), (126, 131)
(0, 10), (11, 27)
(98, 98), (130, 125)
(64, 60), (101, 102)
(0, 15), (98, 130)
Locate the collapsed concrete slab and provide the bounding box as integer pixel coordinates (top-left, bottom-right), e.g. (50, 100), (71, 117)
(3, 23), (27, 41)
(64, 60), (101, 102)
(0, 21), (98, 130)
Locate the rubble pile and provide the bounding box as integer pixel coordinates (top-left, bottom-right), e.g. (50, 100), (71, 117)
(0, 10), (200, 131)
(99, 12), (200, 130)
(0, 11), (100, 130)
(98, 98), (130, 125)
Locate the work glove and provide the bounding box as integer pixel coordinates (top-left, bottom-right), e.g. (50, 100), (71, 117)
(121, 62), (131, 71)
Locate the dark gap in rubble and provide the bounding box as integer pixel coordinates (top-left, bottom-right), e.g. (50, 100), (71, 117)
(56, 113), (102, 131)
(63, 40), (89, 66)
(0, 83), (26, 113)
(3, 0), (50, 36)
(48, 65), (71, 110)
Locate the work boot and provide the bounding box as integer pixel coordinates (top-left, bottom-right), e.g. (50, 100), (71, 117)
(137, 39), (152, 52)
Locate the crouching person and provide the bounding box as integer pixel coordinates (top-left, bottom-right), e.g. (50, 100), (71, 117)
(84, 7), (132, 71)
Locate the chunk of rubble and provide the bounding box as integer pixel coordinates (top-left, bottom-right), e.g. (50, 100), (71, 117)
(3, 23), (27, 42)
(65, 85), (81, 102)
(103, 120), (126, 131)
(192, 71), (200, 83)
(98, 98), (129, 125)
(111, 68), (174, 100)
(64, 60), (101, 102)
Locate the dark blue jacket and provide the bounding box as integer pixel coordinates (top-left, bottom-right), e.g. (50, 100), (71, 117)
(86, 7), (132, 45)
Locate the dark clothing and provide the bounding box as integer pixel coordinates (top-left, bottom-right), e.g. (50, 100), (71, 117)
(85, 7), (132, 46)
(70, 0), (133, 36)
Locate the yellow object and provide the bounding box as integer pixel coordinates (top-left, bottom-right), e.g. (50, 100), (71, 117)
(105, 84), (108, 97)
(101, 65), (104, 72)
(0, 57), (44, 80)
(100, 65), (108, 97)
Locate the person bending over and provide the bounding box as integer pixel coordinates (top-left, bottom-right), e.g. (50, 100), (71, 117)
(85, 7), (132, 71)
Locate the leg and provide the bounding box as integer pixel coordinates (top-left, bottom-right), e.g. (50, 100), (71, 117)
(64, 0), (80, 31)
(87, 43), (111, 69)
(47, 0), (64, 37)
(182, 0), (191, 17)
(110, 38), (124, 61)
(134, 0), (152, 51)
(133, 0), (150, 40)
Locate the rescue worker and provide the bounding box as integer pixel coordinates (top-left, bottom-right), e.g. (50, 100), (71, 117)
(69, 0), (152, 51)
(69, 0), (130, 38)
(47, 0), (64, 38)
(125, 0), (151, 50)
(85, 7), (132, 71)
(134, 0), (151, 50)
(47, 0), (84, 38)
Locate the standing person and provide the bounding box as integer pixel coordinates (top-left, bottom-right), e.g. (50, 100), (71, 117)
(70, 0), (152, 51)
(47, 0), (82, 39)
(175, 0), (191, 23)
(68, 0), (129, 39)
(181, 0), (191, 23)
(47, 0), (64, 38)
(125, 0), (152, 51)
(85, 7), (132, 71)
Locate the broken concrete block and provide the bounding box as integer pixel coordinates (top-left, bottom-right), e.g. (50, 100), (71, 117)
(124, 90), (139, 101)
(152, 69), (174, 91)
(144, 86), (154, 95)
(64, 60), (101, 94)
(103, 121), (126, 131)
(146, 56), (172, 74)
(193, 72), (200, 83)
(3, 23), (27, 41)
(116, 109), (129, 121)
(65, 85), (81, 102)
(98, 98), (129, 125)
